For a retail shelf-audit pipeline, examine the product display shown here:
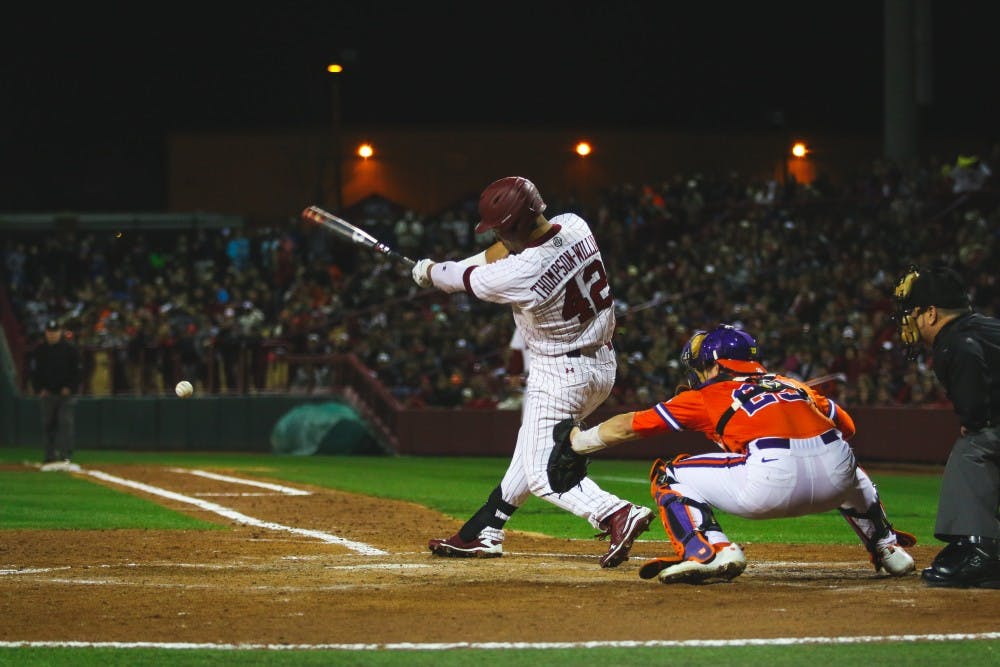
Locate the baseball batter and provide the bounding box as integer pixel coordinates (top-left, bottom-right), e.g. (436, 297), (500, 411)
(569, 325), (917, 583)
(412, 176), (653, 567)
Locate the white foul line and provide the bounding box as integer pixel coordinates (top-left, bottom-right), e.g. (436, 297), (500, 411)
(0, 567), (71, 575)
(84, 470), (386, 555)
(0, 632), (998, 651)
(170, 468), (311, 495)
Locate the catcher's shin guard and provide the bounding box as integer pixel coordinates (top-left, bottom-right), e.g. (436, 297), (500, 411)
(458, 486), (518, 542)
(840, 500), (917, 571)
(650, 457), (720, 563)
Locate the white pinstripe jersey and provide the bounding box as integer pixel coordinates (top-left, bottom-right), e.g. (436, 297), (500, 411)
(467, 213), (615, 357)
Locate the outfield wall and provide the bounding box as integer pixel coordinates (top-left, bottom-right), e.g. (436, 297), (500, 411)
(394, 405), (959, 465)
(2, 395), (354, 452)
(0, 393), (958, 465)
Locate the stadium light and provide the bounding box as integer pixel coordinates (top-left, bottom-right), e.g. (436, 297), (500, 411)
(327, 63), (345, 210)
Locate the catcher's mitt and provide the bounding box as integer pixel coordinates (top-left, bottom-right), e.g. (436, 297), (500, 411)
(548, 418), (590, 493)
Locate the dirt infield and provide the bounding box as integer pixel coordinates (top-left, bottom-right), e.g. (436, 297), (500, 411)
(1, 464), (998, 646)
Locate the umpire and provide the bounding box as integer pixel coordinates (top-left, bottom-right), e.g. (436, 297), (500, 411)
(894, 264), (1000, 588)
(30, 319), (82, 465)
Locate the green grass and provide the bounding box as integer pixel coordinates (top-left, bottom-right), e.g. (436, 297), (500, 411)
(0, 470), (221, 530)
(2, 640), (997, 666)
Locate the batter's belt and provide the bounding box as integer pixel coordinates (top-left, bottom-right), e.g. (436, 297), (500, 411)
(564, 341), (613, 358)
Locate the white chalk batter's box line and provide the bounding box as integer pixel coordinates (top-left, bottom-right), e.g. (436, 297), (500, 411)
(2, 633), (998, 651)
(83, 469), (386, 555)
(4, 578), (407, 592)
(598, 475), (650, 484)
(1, 561), (429, 575)
(190, 492), (284, 497)
(0, 557), (904, 582)
(169, 468), (312, 495)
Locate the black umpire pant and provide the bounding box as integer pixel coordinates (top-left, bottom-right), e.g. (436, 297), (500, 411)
(40, 394), (75, 462)
(935, 426), (1000, 541)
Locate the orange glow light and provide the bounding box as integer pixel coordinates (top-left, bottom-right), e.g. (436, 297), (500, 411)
(327, 63), (344, 73)
(357, 143), (374, 159)
(575, 141), (592, 157)
(791, 142), (808, 158)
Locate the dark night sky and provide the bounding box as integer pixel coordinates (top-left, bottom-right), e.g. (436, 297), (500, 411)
(2, 1), (997, 211)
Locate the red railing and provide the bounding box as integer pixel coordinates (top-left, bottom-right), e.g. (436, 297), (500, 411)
(282, 353), (403, 450)
(0, 286), (27, 384)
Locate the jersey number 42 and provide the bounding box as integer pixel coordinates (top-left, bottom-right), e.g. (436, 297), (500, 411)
(562, 260), (613, 324)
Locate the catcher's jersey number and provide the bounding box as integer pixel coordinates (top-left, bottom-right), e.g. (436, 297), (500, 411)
(734, 383), (810, 416)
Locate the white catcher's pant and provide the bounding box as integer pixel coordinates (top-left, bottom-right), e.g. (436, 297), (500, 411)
(667, 433), (881, 544)
(498, 344), (628, 529)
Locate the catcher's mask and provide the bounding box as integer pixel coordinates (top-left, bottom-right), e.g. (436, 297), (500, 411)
(681, 325), (765, 385)
(680, 330), (709, 386)
(892, 264), (971, 359)
(893, 265), (923, 358)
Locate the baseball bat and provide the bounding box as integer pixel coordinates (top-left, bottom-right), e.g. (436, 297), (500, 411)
(301, 205), (416, 267)
(805, 372), (847, 387)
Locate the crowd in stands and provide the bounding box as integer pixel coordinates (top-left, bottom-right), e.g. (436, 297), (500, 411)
(3, 149), (998, 413)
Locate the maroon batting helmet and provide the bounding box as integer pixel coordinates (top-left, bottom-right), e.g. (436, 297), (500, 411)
(476, 176), (546, 234)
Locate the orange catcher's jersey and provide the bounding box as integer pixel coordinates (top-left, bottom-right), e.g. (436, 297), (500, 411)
(631, 373), (856, 454)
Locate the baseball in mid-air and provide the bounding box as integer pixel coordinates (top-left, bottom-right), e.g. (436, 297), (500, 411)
(175, 380), (194, 398)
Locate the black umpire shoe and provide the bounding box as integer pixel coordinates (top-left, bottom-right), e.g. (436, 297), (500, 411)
(921, 536), (1000, 589)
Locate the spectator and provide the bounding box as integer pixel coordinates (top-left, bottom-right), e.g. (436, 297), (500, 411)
(30, 320), (82, 470)
(497, 328), (529, 411)
(393, 210), (424, 256)
(944, 155), (992, 194)
(226, 230), (252, 272)
(2, 154), (998, 406)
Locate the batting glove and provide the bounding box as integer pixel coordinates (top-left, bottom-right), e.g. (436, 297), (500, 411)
(412, 258), (434, 288)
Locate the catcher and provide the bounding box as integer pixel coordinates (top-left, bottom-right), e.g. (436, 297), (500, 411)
(555, 324), (917, 584)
